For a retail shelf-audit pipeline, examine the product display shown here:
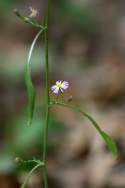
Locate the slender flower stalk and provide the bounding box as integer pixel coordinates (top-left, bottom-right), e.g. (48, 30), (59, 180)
(42, 0), (50, 188)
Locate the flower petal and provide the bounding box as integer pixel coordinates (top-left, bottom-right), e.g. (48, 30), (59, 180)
(51, 85), (57, 91)
(53, 87), (59, 94)
(62, 81), (69, 90)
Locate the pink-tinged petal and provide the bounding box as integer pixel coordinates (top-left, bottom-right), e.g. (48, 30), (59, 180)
(51, 85), (57, 91)
(62, 81), (69, 90)
(53, 87), (59, 94)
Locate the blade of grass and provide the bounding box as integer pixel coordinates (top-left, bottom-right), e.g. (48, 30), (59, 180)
(26, 28), (46, 126)
(50, 100), (118, 155)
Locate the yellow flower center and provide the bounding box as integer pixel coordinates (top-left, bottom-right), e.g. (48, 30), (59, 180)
(56, 81), (62, 88)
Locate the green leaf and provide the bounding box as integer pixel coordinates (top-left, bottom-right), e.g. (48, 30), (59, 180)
(50, 100), (118, 155)
(25, 65), (36, 126)
(101, 131), (118, 155)
(77, 109), (118, 155)
(26, 29), (45, 125)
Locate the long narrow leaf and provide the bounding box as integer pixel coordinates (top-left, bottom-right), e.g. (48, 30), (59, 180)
(101, 131), (118, 155)
(25, 65), (36, 126)
(50, 101), (118, 155)
(79, 111), (118, 155)
(26, 28), (45, 126)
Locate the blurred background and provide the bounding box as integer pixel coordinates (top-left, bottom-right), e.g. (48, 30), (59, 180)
(0, 0), (125, 187)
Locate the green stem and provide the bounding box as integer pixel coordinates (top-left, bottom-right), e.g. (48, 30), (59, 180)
(43, 0), (50, 188)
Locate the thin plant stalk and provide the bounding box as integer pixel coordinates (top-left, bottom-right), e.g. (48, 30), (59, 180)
(42, 0), (50, 188)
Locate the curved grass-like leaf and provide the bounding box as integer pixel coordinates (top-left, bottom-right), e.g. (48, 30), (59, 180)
(50, 100), (118, 155)
(101, 131), (118, 155)
(26, 28), (45, 126)
(21, 162), (44, 188)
